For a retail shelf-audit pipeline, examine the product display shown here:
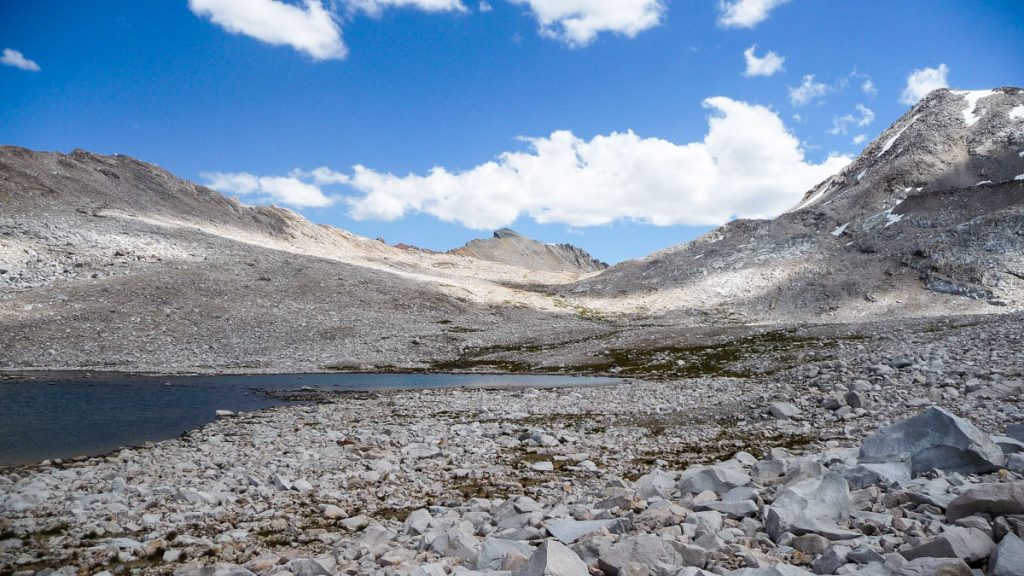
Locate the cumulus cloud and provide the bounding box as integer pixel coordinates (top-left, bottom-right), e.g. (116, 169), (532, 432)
(861, 78), (877, 97)
(718, 0), (789, 28)
(201, 170), (336, 208)
(510, 0), (666, 47)
(342, 97), (851, 229)
(189, 0), (347, 60)
(743, 45), (784, 77)
(852, 134), (867, 145)
(347, 0), (466, 17)
(788, 74), (828, 106)
(829, 104), (875, 135)
(1, 48), (41, 72)
(899, 63), (949, 105)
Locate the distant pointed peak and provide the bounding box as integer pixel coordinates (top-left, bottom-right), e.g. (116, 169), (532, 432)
(493, 228), (522, 239)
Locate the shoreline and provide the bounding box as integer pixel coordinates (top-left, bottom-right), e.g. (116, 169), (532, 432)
(1, 315), (1022, 575)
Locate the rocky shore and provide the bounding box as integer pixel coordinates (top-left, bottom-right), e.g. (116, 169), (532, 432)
(2, 314), (1024, 576)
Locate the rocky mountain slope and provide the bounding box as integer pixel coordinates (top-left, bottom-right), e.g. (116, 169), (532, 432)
(0, 87), (1021, 373)
(451, 228), (607, 274)
(568, 88), (1024, 322)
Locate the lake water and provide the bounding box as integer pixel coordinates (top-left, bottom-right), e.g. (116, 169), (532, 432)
(0, 372), (618, 466)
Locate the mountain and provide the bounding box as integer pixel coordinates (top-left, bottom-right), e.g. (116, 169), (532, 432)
(450, 228), (607, 273)
(567, 87), (1024, 322)
(0, 87), (1021, 374)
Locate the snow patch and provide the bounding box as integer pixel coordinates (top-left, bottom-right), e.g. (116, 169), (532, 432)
(1009, 105), (1024, 120)
(878, 115), (919, 157)
(831, 223), (849, 237)
(1016, 174), (1024, 181)
(976, 180), (993, 186)
(885, 210), (904, 227)
(857, 169), (867, 181)
(1018, 150), (1024, 158)
(953, 90), (995, 126)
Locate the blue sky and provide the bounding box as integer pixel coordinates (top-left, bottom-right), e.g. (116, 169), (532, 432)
(2, 0), (1022, 263)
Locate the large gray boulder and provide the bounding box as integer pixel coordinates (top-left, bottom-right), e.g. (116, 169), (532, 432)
(598, 534), (708, 576)
(728, 566), (815, 576)
(764, 473), (856, 540)
(478, 538), (535, 571)
(516, 540), (589, 576)
(545, 518), (629, 545)
(859, 408), (1005, 475)
(899, 526), (994, 563)
(896, 557), (971, 576)
(679, 464), (750, 496)
(990, 532), (1024, 576)
(945, 482), (1024, 521)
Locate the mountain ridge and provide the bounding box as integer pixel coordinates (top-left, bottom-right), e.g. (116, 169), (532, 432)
(0, 86), (1022, 373)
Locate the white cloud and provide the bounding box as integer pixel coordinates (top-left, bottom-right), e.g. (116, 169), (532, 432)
(479, 0), (492, 11)
(743, 45), (784, 77)
(852, 134), (867, 145)
(861, 79), (877, 96)
(1, 48), (41, 72)
(899, 63), (949, 105)
(201, 170), (336, 208)
(189, 0), (347, 60)
(510, 0), (666, 47)
(788, 74), (828, 106)
(347, 0), (466, 17)
(828, 104), (875, 135)
(342, 97), (851, 229)
(718, 0), (789, 28)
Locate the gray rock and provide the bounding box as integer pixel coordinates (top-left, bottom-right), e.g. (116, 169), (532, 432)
(284, 558), (335, 576)
(843, 462), (911, 490)
(945, 482), (1024, 521)
(899, 526), (994, 563)
(895, 557), (971, 576)
(517, 540), (589, 576)
(770, 402), (802, 419)
(765, 473), (855, 541)
(729, 566), (815, 576)
(992, 435), (1024, 455)
(858, 408), (1005, 475)
(1006, 424), (1024, 443)
(699, 499), (758, 519)
(989, 532), (1024, 576)
(403, 509), (432, 535)
(411, 564), (448, 576)
(478, 538), (535, 571)
(811, 544), (852, 574)
(430, 526), (480, 564)
(546, 518), (629, 545)
(679, 464), (750, 496)
(598, 534), (708, 576)
(636, 469), (677, 499)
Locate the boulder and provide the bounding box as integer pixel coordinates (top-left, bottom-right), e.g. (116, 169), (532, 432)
(895, 557), (971, 576)
(478, 538), (535, 571)
(810, 544), (851, 575)
(764, 473), (856, 541)
(679, 464), (751, 496)
(636, 469), (677, 499)
(990, 532), (1024, 576)
(728, 566), (815, 576)
(858, 408), (1005, 475)
(899, 526), (994, 563)
(1006, 424), (1024, 443)
(545, 518), (629, 545)
(843, 462), (911, 490)
(770, 402), (801, 419)
(517, 540), (589, 576)
(945, 482), (1024, 521)
(598, 534), (708, 576)
(992, 435), (1024, 455)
